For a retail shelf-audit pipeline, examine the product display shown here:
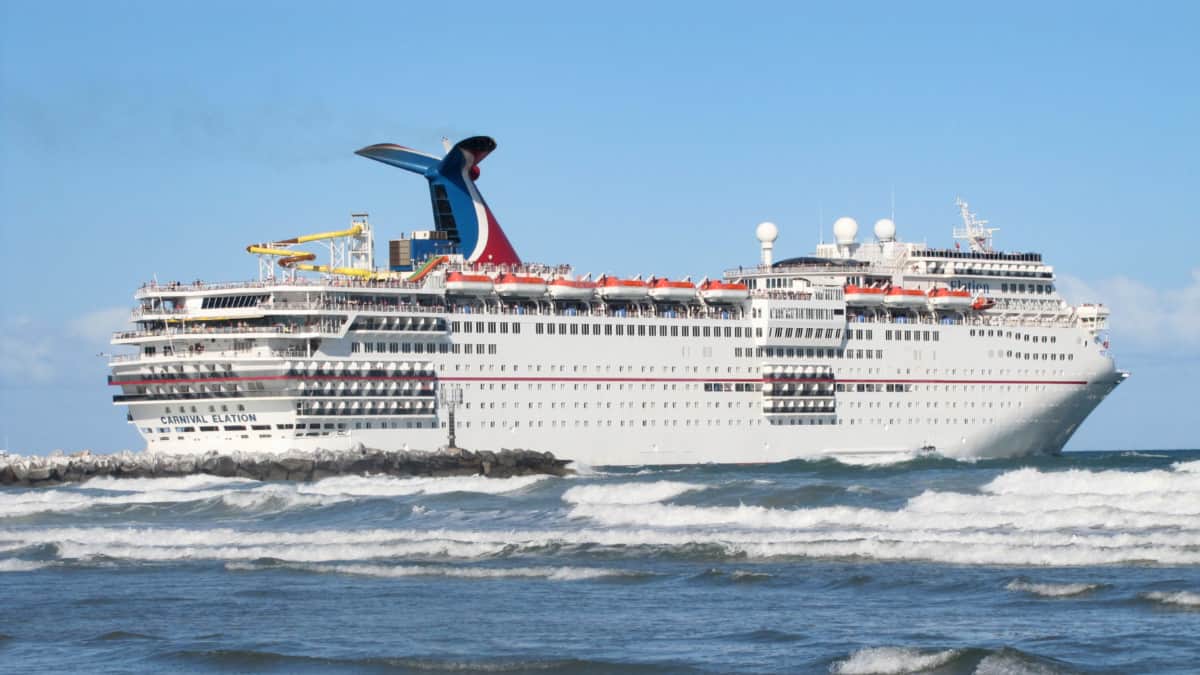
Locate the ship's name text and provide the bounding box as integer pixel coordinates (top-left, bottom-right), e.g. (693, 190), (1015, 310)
(159, 414), (258, 425)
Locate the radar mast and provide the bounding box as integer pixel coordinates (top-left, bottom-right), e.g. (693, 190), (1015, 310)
(953, 197), (999, 253)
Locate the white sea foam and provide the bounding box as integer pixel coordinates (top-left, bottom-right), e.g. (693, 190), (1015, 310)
(561, 481), (707, 505)
(219, 485), (346, 511)
(297, 474), (550, 497)
(1172, 459), (1200, 473)
(1142, 591), (1200, 607)
(227, 561), (635, 581)
(1005, 580), (1101, 597)
(80, 474), (257, 491)
(973, 651), (1063, 675)
(564, 464), (1200, 565)
(0, 474), (550, 520)
(982, 466), (1200, 496)
(0, 559), (49, 572)
(824, 452), (921, 467)
(830, 646), (961, 674)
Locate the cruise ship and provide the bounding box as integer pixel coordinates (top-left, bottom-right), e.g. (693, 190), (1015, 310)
(108, 136), (1127, 465)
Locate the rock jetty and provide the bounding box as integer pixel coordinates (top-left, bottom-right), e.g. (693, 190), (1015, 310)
(0, 447), (571, 487)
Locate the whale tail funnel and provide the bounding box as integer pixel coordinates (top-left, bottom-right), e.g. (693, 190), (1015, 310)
(356, 136), (521, 266)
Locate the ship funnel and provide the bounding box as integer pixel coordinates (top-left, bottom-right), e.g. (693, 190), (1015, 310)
(355, 136), (521, 266)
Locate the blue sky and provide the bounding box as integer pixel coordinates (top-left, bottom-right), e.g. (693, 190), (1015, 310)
(1, 1), (1197, 453)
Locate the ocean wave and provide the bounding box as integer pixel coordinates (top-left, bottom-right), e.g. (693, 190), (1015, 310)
(1172, 459), (1200, 473)
(1140, 590), (1200, 608)
(561, 481), (707, 505)
(226, 560), (646, 581)
(80, 474), (257, 491)
(218, 485), (346, 511)
(0, 559), (49, 572)
(164, 649), (680, 672)
(13, 517), (1200, 567)
(0, 474), (551, 520)
(296, 474), (551, 498)
(982, 465), (1200, 497)
(831, 645), (1080, 675)
(1005, 579), (1103, 597)
(830, 646), (961, 674)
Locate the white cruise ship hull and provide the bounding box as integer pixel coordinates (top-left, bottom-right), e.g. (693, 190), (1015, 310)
(114, 296), (1124, 466)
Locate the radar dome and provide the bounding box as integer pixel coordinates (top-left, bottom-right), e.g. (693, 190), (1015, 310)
(755, 221), (779, 243)
(874, 218), (896, 242)
(833, 217), (859, 245)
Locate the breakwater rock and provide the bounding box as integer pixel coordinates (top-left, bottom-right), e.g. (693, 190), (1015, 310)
(0, 447), (572, 487)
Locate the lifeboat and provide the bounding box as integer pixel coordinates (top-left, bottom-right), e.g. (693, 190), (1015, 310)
(648, 278), (697, 303)
(444, 271), (494, 295)
(972, 296), (996, 311)
(844, 284), (885, 307)
(547, 277), (597, 301)
(883, 287), (927, 308)
(494, 273), (547, 298)
(928, 288), (974, 310)
(698, 279), (749, 304)
(596, 275), (649, 301)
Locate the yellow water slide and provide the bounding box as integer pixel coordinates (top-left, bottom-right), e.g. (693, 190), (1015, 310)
(246, 223), (376, 278)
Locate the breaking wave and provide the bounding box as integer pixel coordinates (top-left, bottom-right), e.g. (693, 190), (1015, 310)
(1005, 579), (1102, 597)
(0, 474), (551, 519)
(226, 561), (646, 581)
(831, 645), (1082, 675)
(830, 646), (961, 674)
(297, 474), (551, 497)
(1140, 590), (1200, 608)
(0, 559), (50, 572)
(565, 462), (1200, 566)
(561, 481), (707, 505)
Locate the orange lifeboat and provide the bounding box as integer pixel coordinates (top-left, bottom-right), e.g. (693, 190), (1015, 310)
(494, 273), (547, 298)
(928, 288), (973, 310)
(971, 296), (996, 311)
(648, 278), (697, 303)
(698, 279), (749, 304)
(883, 287), (927, 308)
(844, 284), (885, 307)
(547, 277), (597, 301)
(444, 271), (494, 295)
(596, 275), (649, 301)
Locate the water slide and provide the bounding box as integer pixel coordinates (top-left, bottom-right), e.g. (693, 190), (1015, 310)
(246, 223), (375, 278)
(407, 255), (449, 282)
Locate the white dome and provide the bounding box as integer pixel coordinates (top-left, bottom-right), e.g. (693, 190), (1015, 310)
(755, 221), (779, 243)
(833, 217), (859, 245)
(874, 218), (896, 242)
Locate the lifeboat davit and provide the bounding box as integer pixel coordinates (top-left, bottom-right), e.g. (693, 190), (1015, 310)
(445, 271), (494, 295)
(698, 279), (749, 304)
(648, 278), (697, 303)
(928, 288), (974, 310)
(596, 275), (649, 301)
(883, 287), (927, 308)
(844, 284), (885, 307)
(494, 273), (547, 298)
(547, 277), (597, 301)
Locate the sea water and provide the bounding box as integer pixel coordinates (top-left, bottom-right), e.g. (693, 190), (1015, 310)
(1, 450), (1198, 673)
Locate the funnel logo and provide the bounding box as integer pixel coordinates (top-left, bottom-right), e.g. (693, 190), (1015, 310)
(355, 136), (521, 266)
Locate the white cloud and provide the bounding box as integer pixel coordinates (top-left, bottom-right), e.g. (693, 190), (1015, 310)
(0, 307), (131, 385)
(68, 307), (132, 345)
(1057, 269), (1200, 352)
(0, 318), (56, 383)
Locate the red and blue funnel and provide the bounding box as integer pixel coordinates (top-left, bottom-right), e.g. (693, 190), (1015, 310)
(355, 136), (521, 266)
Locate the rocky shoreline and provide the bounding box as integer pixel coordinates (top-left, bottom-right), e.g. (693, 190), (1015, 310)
(0, 447), (572, 487)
